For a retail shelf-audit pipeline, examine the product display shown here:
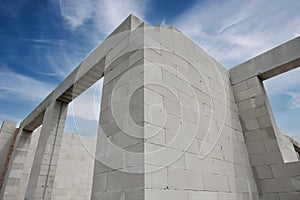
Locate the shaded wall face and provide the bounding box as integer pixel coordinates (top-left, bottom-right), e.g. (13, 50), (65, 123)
(0, 124), (96, 200)
(29, 130), (96, 200)
(92, 27), (146, 199)
(52, 133), (96, 200)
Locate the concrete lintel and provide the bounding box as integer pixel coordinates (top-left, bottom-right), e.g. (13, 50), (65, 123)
(229, 36), (300, 84)
(20, 93), (53, 131)
(19, 14), (143, 132)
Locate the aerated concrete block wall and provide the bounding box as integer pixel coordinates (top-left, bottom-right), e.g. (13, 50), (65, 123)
(52, 133), (96, 200)
(0, 120), (17, 177)
(231, 76), (300, 200)
(0, 128), (33, 200)
(91, 16), (259, 199)
(142, 27), (259, 200)
(1, 14), (300, 200)
(92, 23), (146, 199)
(141, 28), (257, 200)
(0, 123), (96, 200)
(25, 101), (68, 200)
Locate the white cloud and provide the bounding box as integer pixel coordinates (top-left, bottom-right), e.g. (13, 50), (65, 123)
(0, 68), (55, 101)
(22, 38), (64, 45)
(36, 71), (57, 77)
(174, 0), (300, 68)
(32, 38), (90, 79)
(59, 0), (93, 29)
(0, 114), (11, 118)
(286, 92), (300, 110)
(44, 46), (84, 78)
(59, 0), (148, 35)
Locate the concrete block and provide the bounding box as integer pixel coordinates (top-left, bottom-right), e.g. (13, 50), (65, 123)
(145, 166), (167, 188)
(235, 86), (263, 102)
(279, 192), (300, 200)
(144, 104), (166, 128)
(264, 139), (279, 152)
(254, 94), (265, 107)
(261, 193), (280, 200)
(211, 159), (235, 177)
(144, 123), (166, 145)
(164, 114), (180, 132)
(167, 168), (203, 190)
(217, 192), (240, 200)
(240, 107), (268, 121)
(260, 177), (300, 193)
(244, 119), (259, 131)
(247, 76), (261, 88)
(164, 97), (181, 117)
(237, 98), (256, 112)
(162, 70), (192, 96)
(258, 115), (272, 128)
(6, 178), (20, 186)
(250, 151), (282, 166)
(247, 141), (266, 154)
(112, 131), (143, 149)
(178, 91), (197, 109)
(145, 189), (189, 200)
(188, 191), (218, 200)
(271, 163), (300, 178)
(228, 177), (252, 193)
(240, 193), (260, 200)
(144, 48), (172, 69)
(244, 129), (269, 142)
(144, 143), (184, 167)
(181, 106), (197, 123)
(144, 63), (163, 80)
(232, 81), (248, 94)
(91, 173), (106, 193)
(144, 87), (163, 106)
(106, 171), (144, 191)
(91, 190), (122, 200)
(125, 189), (144, 200)
(254, 166), (274, 179)
(203, 173), (229, 192)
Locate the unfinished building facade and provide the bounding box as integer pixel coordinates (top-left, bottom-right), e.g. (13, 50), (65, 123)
(0, 15), (300, 200)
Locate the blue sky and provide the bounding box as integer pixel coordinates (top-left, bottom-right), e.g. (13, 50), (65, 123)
(0, 0), (300, 140)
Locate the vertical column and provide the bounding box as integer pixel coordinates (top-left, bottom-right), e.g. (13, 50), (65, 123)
(233, 76), (282, 164)
(0, 128), (33, 199)
(91, 51), (146, 199)
(233, 76), (300, 199)
(25, 100), (67, 200)
(0, 120), (17, 180)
